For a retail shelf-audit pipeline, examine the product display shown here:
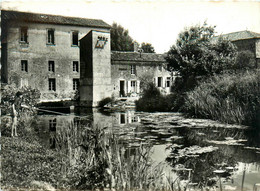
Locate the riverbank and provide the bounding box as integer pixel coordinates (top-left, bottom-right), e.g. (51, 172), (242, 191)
(1, 136), (61, 190)
(2, 110), (260, 190)
(136, 70), (260, 129)
(184, 70), (260, 128)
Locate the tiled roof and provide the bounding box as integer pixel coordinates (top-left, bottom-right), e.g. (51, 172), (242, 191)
(1, 10), (110, 29)
(111, 51), (166, 63)
(219, 30), (260, 41)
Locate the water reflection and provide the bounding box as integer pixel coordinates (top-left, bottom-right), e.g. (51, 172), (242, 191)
(36, 109), (260, 190)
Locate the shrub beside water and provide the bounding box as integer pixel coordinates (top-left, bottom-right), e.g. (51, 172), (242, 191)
(184, 70), (260, 128)
(98, 97), (113, 108)
(135, 83), (182, 112)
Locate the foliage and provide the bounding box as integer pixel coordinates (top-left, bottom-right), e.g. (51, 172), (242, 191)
(184, 70), (260, 128)
(139, 73), (154, 93)
(111, 22), (135, 51)
(141, 42), (155, 53)
(136, 82), (176, 112)
(1, 84), (40, 115)
(98, 97), (113, 108)
(165, 22), (237, 91)
(233, 50), (256, 71)
(1, 84), (40, 136)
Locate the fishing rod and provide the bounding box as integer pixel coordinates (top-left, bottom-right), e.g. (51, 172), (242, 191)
(21, 104), (69, 115)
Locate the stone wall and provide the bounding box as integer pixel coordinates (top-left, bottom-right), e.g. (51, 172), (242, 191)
(80, 31), (112, 107)
(111, 59), (172, 98)
(3, 20), (109, 101)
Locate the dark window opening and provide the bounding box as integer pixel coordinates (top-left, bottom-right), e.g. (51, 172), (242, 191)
(49, 118), (57, 131)
(73, 79), (80, 90)
(120, 113), (126, 124)
(21, 60), (28, 72)
(20, 27), (28, 43)
(166, 77), (171, 87)
(49, 78), (56, 91)
(48, 61), (55, 72)
(73, 61), (79, 72)
(47, 29), (55, 44)
(72, 31), (79, 46)
(158, 77), (162, 87)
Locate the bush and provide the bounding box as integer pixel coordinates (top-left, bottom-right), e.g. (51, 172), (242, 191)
(1, 84), (40, 136)
(98, 97), (113, 108)
(1, 84), (40, 115)
(184, 70), (260, 128)
(234, 50), (256, 71)
(136, 83), (178, 112)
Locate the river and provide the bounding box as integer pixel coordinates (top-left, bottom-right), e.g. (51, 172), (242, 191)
(36, 108), (260, 191)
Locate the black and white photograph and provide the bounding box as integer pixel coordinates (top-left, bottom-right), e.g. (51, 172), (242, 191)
(1, 0), (260, 190)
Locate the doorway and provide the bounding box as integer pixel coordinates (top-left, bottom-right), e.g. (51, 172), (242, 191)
(120, 80), (125, 97)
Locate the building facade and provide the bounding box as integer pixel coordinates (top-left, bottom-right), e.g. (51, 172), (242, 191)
(111, 51), (172, 98)
(1, 10), (172, 106)
(1, 10), (110, 102)
(220, 30), (260, 67)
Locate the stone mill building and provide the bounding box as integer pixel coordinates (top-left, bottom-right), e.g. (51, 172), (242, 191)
(1, 10), (172, 107)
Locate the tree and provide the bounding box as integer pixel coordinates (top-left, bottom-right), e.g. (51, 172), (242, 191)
(234, 50), (256, 71)
(110, 22), (135, 51)
(141, 42), (155, 53)
(165, 22), (237, 91)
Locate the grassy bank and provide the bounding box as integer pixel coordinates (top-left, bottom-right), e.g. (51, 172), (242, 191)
(184, 70), (260, 128)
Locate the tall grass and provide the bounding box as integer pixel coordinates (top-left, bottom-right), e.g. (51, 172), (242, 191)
(184, 70), (260, 128)
(54, 120), (172, 190)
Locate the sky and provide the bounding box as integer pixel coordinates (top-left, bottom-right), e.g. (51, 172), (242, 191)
(1, 0), (260, 53)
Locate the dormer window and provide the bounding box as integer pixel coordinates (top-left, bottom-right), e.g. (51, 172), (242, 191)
(47, 29), (55, 45)
(20, 27), (28, 43)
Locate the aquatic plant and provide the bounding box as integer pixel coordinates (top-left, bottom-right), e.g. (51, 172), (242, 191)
(184, 69), (260, 128)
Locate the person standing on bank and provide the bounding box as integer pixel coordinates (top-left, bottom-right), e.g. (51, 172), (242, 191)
(11, 92), (22, 137)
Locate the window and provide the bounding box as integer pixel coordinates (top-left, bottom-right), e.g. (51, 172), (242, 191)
(131, 80), (136, 92)
(120, 113), (126, 124)
(20, 27), (28, 43)
(73, 79), (80, 90)
(48, 61), (55, 72)
(131, 65), (136, 75)
(73, 61), (79, 72)
(158, 65), (163, 72)
(166, 77), (171, 87)
(49, 78), (56, 91)
(131, 116), (138, 123)
(21, 60), (28, 72)
(158, 77), (162, 87)
(49, 118), (57, 131)
(47, 29), (55, 44)
(72, 31), (79, 46)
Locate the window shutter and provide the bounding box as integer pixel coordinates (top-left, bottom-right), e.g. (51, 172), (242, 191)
(128, 81), (131, 93)
(154, 78), (157, 87)
(137, 80), (140, 93)
(162, 77), (165, 88)
(128, 112), (132, 124)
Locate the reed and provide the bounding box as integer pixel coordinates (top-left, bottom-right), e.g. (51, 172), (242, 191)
(184, 69), (260, 127)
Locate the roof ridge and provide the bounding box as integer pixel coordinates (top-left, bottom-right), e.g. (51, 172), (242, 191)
(1, 9), (103, 22)
(111, 51), (163, 55)
(1, 9), (111, 29)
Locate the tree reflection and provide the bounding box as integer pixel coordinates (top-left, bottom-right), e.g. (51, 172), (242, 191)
(166, 126), (259, 189)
